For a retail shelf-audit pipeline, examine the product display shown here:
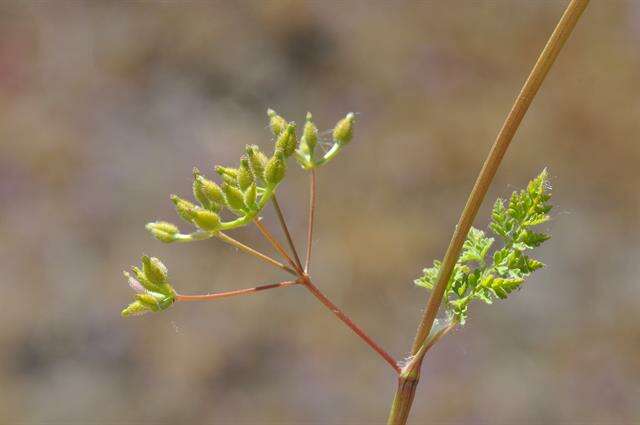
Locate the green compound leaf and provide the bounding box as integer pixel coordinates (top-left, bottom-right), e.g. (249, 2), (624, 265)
(415, 169), (552, 325)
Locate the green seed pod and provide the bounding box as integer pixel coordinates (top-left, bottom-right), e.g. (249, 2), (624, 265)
(215, 166), (239, 187)
(131, 266), (148, 285)
(267, 108), (287, 136)
(237, 158), (255, 191)
(192, 168), (212, 209)
(129, 265), (161, 293)
(195, 175), (225, 211)
(332, 112), (355, 145)
(192, 208), (222, 232)
(136, 293), (161, 311)
(222, 183), (246, 212)
(264, 151), (286, 186)
(121, 300), (150, 317)
(246, 145), (268, 182)
(215, 166), (238, 179)
(275, 123), (297, 157)
(300, 112), (318, 156)
(243, 183), (257, 208)
(171, 195), (197, 223)
(142, 255), (168, 285)
(146, 221), (179, 243)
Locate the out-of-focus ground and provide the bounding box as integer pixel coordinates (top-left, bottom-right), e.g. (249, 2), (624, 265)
(0, 1), (638, 423)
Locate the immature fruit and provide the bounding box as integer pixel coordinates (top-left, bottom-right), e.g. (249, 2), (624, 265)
(192, 208), (222, 231)
(222, 183), (246, 212)
(237, 158), (255, 191)
(267, 108), (287, 136)
(171, 195), (197, 223)
(246, 145), (268, 182)
(243, 183), (257, 208)
(275, 123), (297, 157)
(142, 255), (168, 285)
(195, 175), (225, 211)
(264, 151), (286, 185)
(215, 166), (239, 187)
(146, 221), (179, 243)
(300, 112), (318, 156)
(332, 112), (355, 145)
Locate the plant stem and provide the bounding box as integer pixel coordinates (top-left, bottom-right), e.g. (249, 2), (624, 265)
(387, 1), (589, 423)
(300, 275), (400, 373)
(253, 219), (302, 273)
(315, 142), (342, 167)
(175, 280), (300, 302)
(215, 232), (297, 276)
(305, 169), (317, 273)
(271, 195), (304, 271)
(256, 182), (398, 371)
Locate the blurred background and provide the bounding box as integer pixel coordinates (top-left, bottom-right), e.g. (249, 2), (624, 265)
(1, 1), (638, 423)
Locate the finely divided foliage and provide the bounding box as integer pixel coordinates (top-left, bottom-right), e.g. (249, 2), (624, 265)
(415, 169), (552, 324)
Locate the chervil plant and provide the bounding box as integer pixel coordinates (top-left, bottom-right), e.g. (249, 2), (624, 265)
(120, 1), (588, 423)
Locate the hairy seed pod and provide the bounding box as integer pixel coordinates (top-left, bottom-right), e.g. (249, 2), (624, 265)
(300, 112), (318, 156)
(275, 123), (297, 157)
(267, 108), (287, 136)
(135, 293), (161, 311)
(246, 145), (268, 182)
(146, 221), (179, 243)
(264, 151), (286, 186)
(215, 166), (239, 187)
(171, 195), (197, 223)
(121, 300), (149, 317)
(192, 208), (222, 232)
(237, 158), (255, 191)
(194, 176), (224, 212)
(192, 168), (212, 209)
(222, 183), (246, 212)
(332, 112), (355, 145)
(243, 183), (257, 208)
(142, 255), (168, 285)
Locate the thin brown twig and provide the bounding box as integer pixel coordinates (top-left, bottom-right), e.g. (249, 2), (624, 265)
(387, 1), (589, 423)
(304, 169), (316, 273)
(253, 219), (301, 273)
(215, 232), (297, 276)
(175, 280), (300, 302)
(271, 195), (304, 271)
(301, 275), (400, 373)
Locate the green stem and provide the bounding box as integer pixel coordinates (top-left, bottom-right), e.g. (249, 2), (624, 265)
(314, 143), (342, 167)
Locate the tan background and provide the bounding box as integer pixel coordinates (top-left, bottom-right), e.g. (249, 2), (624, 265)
(0, 1), (638, 423)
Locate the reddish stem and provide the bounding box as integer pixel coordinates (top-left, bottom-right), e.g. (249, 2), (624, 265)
(271, 196), (304, 271)
(305, 169), (316, 273)
(254, 219), (301, 273)
(301, 275), (400, 373)
(175, 280), (300, 302)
